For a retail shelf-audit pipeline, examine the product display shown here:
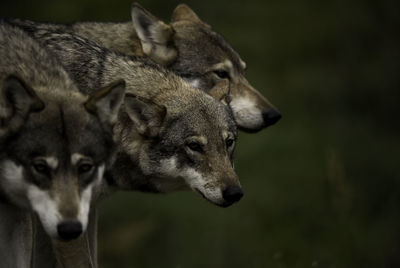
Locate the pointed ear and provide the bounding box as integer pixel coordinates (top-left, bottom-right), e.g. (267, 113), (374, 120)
(85, 80), (126, 126)
(0, 75), (44, 136)
(124, 93), (166, 138)
(171, 4), (211, 28)
(208, 79), (231, 105)
(131, 3), (177, 65)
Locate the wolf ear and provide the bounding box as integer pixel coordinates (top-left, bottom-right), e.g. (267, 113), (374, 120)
(209, 79), (231, 105)
(0, 75), (44, 136)
(124, 94), (166, 138)
(85, 80), (126, 126)
(131, 3), (177, 66)
(171, 4), (211, 28)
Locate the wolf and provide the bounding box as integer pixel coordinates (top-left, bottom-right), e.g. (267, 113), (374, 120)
(6, 15), (251, 267)
(9, 3), (281, 132)
(9, 22), (243, 206)
(0, 23), (125, 267)
(6, 20), (245, 267)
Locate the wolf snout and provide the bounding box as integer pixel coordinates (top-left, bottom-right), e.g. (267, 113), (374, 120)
(57, 220), (83, 241)
(222, 185), (243, 206)
(262, 108), (282, 127)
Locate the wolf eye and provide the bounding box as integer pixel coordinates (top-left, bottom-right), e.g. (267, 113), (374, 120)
(33, 162), (49, 175)
(78, 163), (93, 174)
(186, 142), (203, 153)
(213, 70), (230, 79)
(226, 138), (235, 148)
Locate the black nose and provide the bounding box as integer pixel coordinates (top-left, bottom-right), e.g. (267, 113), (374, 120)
(222, 186), (244, 205)
(57, 221), (83, 241)
(263, 108), (282, 127)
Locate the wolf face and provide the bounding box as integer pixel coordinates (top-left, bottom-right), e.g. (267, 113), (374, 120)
(0, 75), (124, 241)
(131, 3), (281, 132)
(115, 82), (242, 207)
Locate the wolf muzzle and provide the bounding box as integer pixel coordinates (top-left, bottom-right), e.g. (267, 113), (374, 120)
(263, 108), (282, 127)
(222, 185), (243, 207)
(57, 220), (83, 241)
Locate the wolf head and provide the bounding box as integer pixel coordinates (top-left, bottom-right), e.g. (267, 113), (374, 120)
(114, 80), (242, 207)
(131, 3), (281, 132)
(0, 75), (124, 240)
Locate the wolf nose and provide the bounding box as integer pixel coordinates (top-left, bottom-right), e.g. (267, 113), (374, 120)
(262, 108), (282, 127)
(57, 221), (83, 241)
(222, 186), (244, 205)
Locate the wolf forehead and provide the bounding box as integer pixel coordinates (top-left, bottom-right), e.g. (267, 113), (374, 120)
(171, 23), (245, 73)
(8, 100), (113, 159)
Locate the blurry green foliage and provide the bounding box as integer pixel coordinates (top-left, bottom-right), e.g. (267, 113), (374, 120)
(1, 0), (399, 267)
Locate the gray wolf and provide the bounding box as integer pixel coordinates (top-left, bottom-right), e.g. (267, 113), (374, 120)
(0, 23), (125, 267)
(6, 16), (245, 268)
(10, 22), (244, 268)
(9, 22), (243, 206)
(9, 3), (281, 132)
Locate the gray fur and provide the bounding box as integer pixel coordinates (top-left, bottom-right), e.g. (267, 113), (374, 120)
(8, 21), (241, 203)
(6, 16), (243, 267)
(0, 202), (33, 268)
(7, 2), (281, 132)
(8, 19), (243, 267)
(0, 23), (123, 267)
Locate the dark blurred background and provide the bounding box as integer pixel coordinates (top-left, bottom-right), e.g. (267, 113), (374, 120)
(1, 0), (400, 267)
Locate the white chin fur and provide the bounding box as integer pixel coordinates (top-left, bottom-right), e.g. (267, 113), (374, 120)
(27, 185), (60, 238)
(159, 157), (225, 205)
(230, 98), (264, 129)
(77, 185), (92, 231)
(77, 164), (103, 230)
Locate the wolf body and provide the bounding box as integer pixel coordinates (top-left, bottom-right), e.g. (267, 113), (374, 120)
(0, 23), (124, 267)
(9, 3), (281, 132)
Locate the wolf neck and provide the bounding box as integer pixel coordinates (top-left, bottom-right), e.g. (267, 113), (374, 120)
(107, 150), (155, 193)
(0, 202), (34, 267)
(73, 21), (144, 57)
(109, 122), (190, 193)
(108, 150), (189, 194)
